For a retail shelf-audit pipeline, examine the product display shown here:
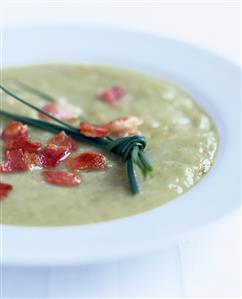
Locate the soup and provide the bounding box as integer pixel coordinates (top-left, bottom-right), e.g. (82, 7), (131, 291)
(0, 65), (219, 226)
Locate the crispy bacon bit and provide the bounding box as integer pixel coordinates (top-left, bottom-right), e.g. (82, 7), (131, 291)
(105, 116), (143, 137)
(6, 137), (41, 153)
(80, 121), (110, 138)
(24, 152), (43, 170)
(41, 144), (70, 168)
(66, 152), (108, 171)
(0, 182), (13, 200)
(42, 170), (81, 187)
(0, 149), (28, 173)
(48, 131), (77, 151)
(38, 100), (81, 121)
(1, 121), (28, 142)
(100, 86), (126, 105)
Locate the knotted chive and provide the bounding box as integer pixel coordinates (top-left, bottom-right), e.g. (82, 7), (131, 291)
(0, 84), (153, 195)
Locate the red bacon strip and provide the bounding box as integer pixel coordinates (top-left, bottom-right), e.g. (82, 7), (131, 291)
(0, 182), (13, 200)
(38, 100), (81, 121)
(42, 170), (81, 187)
(100, 86), (126, 105)
(1, 121), (28, 142)
(41, 144), (70, 168)
(0, 149), (28, 173)
(6, 136), (41, 153)
(105, 116), (143, 137)
(80, 121), (110, 138)
(48, 131), (77, 151)
(24, 152), (43, 170)
(66, 151), (108, 171)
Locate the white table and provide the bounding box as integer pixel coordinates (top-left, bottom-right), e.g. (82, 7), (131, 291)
(1, 1), (241, 297)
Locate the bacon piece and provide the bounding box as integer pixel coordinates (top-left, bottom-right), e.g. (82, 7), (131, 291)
(24, 152), (43, 170)
(66, 152), (108, 171)
(0, 149), (28, 173)
(105, 116), (143, 137)
(1, 121), (28, 142)
(0, 182), (13, 200)
(48, 131), (77, 151)
(6, 136), (41, 153)
(100, 86), (126, 105)
(38, 100), (81, 121)
(42, 170), (81, 187)
(80, 121), (110, 138)
(41, 144), (70, 168)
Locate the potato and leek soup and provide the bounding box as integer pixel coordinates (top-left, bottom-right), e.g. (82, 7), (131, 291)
(0, 65), (219, 226)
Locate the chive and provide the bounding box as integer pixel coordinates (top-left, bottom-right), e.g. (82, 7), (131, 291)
(0, 84), (75, 130)
(13, 80), (55, 102)
(127, 158), (139, 194)
(0, 84), (153, 195)
(0, 110), (109, 149)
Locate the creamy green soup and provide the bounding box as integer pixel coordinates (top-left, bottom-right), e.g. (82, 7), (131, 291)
(0, 65), (219, 226)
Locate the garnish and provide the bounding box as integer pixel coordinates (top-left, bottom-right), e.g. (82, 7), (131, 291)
(100, 86), (127, 105)
(1, 121), (28, 141)
(0, 182), (13, 199)
(66, 152), (108, 171)
(14, 81), (82, 120)
(41, 144), (70, 168)
(48, 131), (77, 151)
(39, 100), (82, 121)
(80, 121), (110, 138)
(79, 116), (143, 138)
(6, 136), (41, 153)
(42, 170), (81, 186)
(105, 116), (143, 137)
(0, 84), (153, 194)
(0, 85), (75, 129)
(0, 149), (28, 173)
(14, 80), (56, 102)
(24, 152), (43, 170)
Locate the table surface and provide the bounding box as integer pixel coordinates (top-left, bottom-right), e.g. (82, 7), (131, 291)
(1, 1), (241, 298)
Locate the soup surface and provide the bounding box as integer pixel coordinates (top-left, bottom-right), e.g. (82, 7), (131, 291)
(0, 65), (219, 226)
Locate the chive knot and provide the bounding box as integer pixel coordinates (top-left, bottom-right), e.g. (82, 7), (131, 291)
(107, 136), (152, 194)
(108, 135), (146, 161)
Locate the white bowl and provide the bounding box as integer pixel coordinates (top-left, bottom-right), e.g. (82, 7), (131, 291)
(1, 26), (240, 266)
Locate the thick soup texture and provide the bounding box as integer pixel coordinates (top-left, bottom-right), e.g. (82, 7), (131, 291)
(0, 65), (219, 226)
